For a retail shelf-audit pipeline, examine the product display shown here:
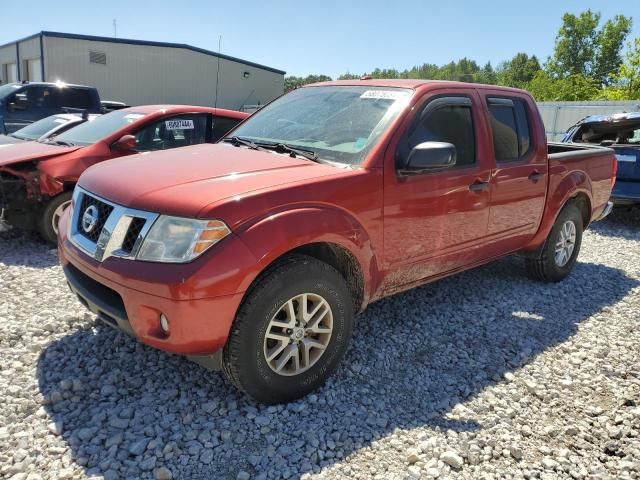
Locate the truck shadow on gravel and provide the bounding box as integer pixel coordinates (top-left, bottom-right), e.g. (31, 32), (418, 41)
(36, 258), (638, 480)
(0, 229), (59, 268)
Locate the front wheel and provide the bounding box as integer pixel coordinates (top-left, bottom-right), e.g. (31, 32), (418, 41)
(39, 192), (73, 244)
(222, 254), (354, 404)
(525, 203), (584, 282)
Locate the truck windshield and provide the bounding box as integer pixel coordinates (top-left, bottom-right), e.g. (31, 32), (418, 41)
(228, 86), (412, 165)
(12, 115), (70, 140)
(54, 110), (146, 146)
(0, 84), (21, 100)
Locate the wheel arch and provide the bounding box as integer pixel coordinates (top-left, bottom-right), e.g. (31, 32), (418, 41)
(235, 207), (378, 313)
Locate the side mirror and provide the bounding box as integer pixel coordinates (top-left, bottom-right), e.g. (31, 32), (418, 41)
(111, 134), (137, 152)
(399, 141), (456, 175)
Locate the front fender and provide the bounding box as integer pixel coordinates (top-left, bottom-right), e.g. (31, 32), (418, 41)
(235, 206), (378, 307)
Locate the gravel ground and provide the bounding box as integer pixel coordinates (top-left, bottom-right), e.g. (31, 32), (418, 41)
(1, 209), (639, 480)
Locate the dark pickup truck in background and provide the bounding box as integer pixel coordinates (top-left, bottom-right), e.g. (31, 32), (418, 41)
(0, 81), (102, 134)
(58, 80), (617, 404)
(563, 112), (640, 206)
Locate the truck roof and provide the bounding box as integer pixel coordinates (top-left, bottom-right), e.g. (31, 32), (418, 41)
(304, 79), (530, 94)
(578, 112), (640, 125)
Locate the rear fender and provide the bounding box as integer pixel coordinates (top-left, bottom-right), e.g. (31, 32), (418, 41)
(235, 206), (378, 308)
(523, 170), (593, 251)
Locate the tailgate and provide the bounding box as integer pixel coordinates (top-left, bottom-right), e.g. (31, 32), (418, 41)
(613, 146), (640, 181)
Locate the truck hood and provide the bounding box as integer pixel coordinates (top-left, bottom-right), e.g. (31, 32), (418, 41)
(78, 143), (346, 218)
(0, 142), (79, 167)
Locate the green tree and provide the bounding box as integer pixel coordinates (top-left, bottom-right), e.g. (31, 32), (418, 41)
(284, 74), (332, 92)
(594, 15), (633, 85)
(547, 10), (632, 85)
(497, 53), (541, 87)
(603, 37), (640, 100)
(527, 71), (600, 101)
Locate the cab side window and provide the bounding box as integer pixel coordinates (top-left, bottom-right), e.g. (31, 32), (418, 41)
(134, 115), (208, 152)
(404, 97), (476, 167)
(487, 97), (532, 161)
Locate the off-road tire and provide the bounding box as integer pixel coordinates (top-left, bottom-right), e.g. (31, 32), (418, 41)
(525, 203), (583, 282)
(222, 254), (354, 404)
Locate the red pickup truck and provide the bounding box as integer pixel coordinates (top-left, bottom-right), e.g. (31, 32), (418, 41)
(58, 80), (616, 404)
(0, 105), (248, 243)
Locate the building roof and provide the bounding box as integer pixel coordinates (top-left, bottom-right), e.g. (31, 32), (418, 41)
(0, 31), (286, 75)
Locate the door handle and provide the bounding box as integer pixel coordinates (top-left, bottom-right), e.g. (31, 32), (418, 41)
(469, 180), (490, 192)
(528, 171), (545, 182)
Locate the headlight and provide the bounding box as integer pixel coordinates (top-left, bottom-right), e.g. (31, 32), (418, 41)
(136, 216), (231, 263)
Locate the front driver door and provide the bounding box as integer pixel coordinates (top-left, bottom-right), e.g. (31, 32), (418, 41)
(382, 90), (493, 293)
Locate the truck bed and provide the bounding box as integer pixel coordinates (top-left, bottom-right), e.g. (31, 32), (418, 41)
(547, 142), (615, 161)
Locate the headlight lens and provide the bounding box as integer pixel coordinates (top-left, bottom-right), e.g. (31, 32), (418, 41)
(136, 216), (231, 263)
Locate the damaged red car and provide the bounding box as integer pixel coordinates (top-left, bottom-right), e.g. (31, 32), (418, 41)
(0, 105), (248, 243)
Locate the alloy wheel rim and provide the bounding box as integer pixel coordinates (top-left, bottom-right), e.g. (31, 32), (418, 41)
(263, 293), (333, 376)
(554, 220), (576, 267)
(52, 200), (72, 235)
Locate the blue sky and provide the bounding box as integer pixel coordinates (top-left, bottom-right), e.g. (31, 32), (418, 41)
(2, 0), (639, 78)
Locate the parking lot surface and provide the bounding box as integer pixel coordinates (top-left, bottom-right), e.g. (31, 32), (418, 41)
(1, 210), (639, 480)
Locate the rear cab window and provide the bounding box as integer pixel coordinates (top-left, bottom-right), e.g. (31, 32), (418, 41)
(487, 97), (532, 161)
(59, 88), (94, 110)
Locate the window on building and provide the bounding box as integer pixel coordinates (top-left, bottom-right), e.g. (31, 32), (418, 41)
(487, 97), (532, 161)
(89, 51), (107, 65)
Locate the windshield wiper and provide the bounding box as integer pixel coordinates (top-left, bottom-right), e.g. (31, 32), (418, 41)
(223, 136), (267, 151)
(268, 143), (319, 162)
(224, 136), (320, 163)
(45, 139), (75, 147)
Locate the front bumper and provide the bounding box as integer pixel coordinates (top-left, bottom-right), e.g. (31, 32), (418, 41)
(58, 211), (258, 367)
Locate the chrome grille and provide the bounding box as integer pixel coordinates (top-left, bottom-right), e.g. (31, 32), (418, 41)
(69, 188), (158, 262)
(76, 194), (114, 243)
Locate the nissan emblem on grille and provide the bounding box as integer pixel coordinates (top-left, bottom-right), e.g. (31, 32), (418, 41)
(82, 205), (99, 233)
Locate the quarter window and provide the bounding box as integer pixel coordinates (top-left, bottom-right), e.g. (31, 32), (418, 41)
(487, 97), (532, 161)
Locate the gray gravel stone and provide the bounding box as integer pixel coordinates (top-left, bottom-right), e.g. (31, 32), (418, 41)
(1, 209), (639, 480)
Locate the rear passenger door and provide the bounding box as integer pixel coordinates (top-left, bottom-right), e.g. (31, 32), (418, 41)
(483, 94), (547, 251)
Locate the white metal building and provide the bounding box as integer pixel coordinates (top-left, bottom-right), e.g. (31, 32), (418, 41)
(537, 100), (640, 141)
(0, 31), (285, 110)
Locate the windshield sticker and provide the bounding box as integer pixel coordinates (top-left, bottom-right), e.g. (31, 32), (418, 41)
(360, 90), (409, 100)
(166, 119), (194, 130)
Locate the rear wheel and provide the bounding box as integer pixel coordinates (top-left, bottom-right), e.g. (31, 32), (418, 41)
(39, 192), (73, 244)
(525, 203), (583, 282)
(222, 254), (353, 404)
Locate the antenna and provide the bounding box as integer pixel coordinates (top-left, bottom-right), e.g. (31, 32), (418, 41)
(214, 35), (221, 109)
(113, 19), (117, 38)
